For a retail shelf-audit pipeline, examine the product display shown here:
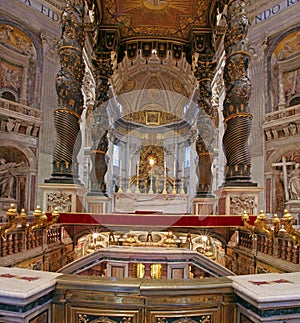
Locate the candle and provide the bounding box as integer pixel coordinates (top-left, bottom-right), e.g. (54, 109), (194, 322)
(164, 161), (167, 177)
(137, 161), (139, 176)
(173, 158), (176, 177)
(129, 161), (131, 178)
(182, 162), (184, 176)
(120, 161), (122, 175)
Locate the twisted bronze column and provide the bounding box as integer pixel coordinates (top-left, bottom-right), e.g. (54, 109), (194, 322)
(89, 29), (116, 195)
(222, 0), (254, 185)
(193, 33), (216, 196)
(48, 0), (85, 183)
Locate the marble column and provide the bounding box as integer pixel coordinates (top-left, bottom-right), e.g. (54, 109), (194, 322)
(222, 0), (254, 185)
(47, 0), (85, 183)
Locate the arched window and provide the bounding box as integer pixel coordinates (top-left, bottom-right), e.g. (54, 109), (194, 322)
(1, 90), (16, 101)
(289, 96), (300, 107)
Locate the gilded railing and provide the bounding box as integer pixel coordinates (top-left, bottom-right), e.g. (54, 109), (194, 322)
(240, 209), (300, 266)
(0, 205), (60, 258)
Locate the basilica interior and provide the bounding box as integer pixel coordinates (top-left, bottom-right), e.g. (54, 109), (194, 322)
(1, 0), (300, 322)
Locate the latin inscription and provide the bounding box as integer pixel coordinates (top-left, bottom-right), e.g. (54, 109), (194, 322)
(254, 0), (300, 24)
(21, 0), (59, 21)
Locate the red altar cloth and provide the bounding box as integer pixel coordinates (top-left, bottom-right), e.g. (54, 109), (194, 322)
(47, 212), (256, 227)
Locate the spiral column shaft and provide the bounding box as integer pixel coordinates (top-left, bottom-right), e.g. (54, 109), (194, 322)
(193, 32), (216, 196)
(50, 0), (85, 182)
(89, 29), (117, 195)
(222, 0), (253, 184)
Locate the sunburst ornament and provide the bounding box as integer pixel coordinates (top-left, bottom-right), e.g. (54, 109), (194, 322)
(142, 0), (169, 11)
(118, 0), (193, 26)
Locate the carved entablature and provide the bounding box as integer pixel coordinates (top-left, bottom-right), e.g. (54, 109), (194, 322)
(263, 120), (300, 142)
(0, 98), (42, 138)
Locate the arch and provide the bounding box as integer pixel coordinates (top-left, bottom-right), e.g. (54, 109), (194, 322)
(266, 144), (300, 172)
(0, 140), (38, 170)
(289, 95), (300, 107)
(266, 26), (300, 113)
(0, 88), (18, 101)
(0, 21), (42, 109)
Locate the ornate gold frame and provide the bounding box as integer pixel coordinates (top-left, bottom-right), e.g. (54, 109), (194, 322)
(146, 111), (160, 126)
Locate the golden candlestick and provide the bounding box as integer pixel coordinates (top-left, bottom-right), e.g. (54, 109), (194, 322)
(135, 174), (140, 193)
(126, 177), (131, 193)
(172, 178), (177, 194)
(118, 177), (123, 192)
(162, 176), (168, 194)
(180, 177), (185, 194)
(149, 170), (154, 194)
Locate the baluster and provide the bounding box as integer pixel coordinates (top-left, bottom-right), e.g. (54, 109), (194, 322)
(31, 231), (36, 249)
(277, 238), (282, 258)
(13, 233), (18, 254)
(264, 236), (268, 254)
(292, 245), (299, 264)
(21, 231), (26, 252)
(286, 240), (293, 262)
(1, 238), (8, 257)
(257, 235), (263, 252)
(281, 239), (287, 260)
(267, 238), (273, 256)
(248, 233), (252, 249)
(7, 234), (13, 255)
(27, 231), (32, 249)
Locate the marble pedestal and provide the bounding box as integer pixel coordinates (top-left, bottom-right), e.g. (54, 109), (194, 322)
(231, 272), (300, 322)
(38, 183), (87, 212)
(215, 186), (263, 215)
(0, 266), (61, 323)
(192, 197), (217, 215)
(85, 194), (111, 213)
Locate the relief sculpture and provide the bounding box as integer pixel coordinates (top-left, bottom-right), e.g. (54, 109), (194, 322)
(0, 159), (25, 199)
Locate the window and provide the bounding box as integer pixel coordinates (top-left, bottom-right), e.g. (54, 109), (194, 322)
(184, 146), (190, 168)
(1, 91), (16, 101)
(113, 144), (120, 166)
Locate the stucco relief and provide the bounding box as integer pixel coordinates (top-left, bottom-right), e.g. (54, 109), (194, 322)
(0, 147), (28, 204)
(270, 30), (300, 109)
(0, 24), (37, 106)
(272, 150), (300, 210)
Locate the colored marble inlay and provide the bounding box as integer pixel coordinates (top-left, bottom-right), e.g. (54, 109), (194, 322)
(249, 279), (292, 286)
(0, 273), (39, 281)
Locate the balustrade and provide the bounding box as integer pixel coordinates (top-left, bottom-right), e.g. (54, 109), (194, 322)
(0, 205), (60, 259)
(0, 97), (41, 118)
(264, 103), (300, 122)
(239, 210), (300, 270)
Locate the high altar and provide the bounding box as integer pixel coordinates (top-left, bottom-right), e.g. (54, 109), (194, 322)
(114, 193), (188, 214)
(113, 146), (189, 214)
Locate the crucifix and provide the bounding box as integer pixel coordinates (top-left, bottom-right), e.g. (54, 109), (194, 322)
(272, 156), (295, 201)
